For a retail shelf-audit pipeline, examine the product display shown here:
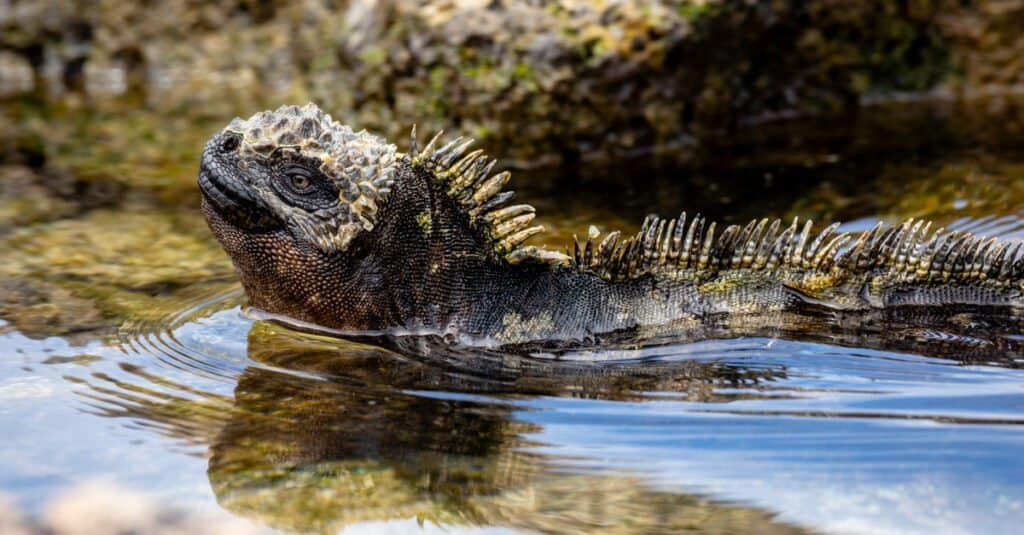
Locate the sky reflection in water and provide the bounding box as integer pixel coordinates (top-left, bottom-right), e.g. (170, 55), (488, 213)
(2, 285), (1022, 534)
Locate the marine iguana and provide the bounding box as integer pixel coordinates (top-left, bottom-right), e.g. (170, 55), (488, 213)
(199, 104), (1024, 346)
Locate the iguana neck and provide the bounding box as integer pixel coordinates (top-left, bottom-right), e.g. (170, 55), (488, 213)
(222, 160), (555, 336)
(365, 160), (532, 332)
(203, 196), (392, 330)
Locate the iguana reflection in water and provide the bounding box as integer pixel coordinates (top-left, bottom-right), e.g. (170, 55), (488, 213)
(79, 322), (809, 534)
(71, 283), (1024, 532)
(198, 103), (1024, 348)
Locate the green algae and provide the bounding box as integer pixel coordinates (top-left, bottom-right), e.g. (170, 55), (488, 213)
(0, 203), (233, 339)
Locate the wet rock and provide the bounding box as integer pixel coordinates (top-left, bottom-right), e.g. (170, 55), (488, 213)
(0, 165), (128, 230)
(0, 277), (108, 340)
(0, 51), (34, 96)
(941, 1), (1024, 92)
(0, 206), (234, 339)
(41, 481), (262, 535)
(0, 0), (969, 165)
(0, 103), (221, 198)
(0, 482), (262, 535)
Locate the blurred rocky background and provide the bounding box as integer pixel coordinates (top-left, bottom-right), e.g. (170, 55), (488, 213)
(3, 0), (1024, 170)
(1, 4), (1023, 531)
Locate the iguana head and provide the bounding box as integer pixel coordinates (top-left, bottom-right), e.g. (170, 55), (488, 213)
(200, 103), (560, 332)
(199, 103), (399, 253)
(199, 104), (408, 327)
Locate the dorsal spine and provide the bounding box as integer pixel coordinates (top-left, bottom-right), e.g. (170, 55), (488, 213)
(408, 127), (568, 265)
(571, 213), (1024, 285)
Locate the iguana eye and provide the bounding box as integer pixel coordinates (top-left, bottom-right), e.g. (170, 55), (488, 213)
(271, 159), (339, 210)
(290, 173), (311, 190)
(283, 165), (314, 193)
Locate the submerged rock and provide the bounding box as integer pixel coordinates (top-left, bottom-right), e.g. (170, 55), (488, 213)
(0, 482), (262, 535)
(0, 204), (234, 339)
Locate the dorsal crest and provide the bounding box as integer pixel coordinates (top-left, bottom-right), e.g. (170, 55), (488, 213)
(408, 126), (569, 265)
(571, 213), (1024, 285)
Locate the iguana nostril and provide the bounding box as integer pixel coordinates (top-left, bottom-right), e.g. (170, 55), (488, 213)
(220, 135), (240, 153)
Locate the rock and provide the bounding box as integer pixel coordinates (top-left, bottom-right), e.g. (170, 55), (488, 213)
(0, 51), (34, 96)
(0, 203), (234, 339)
(39, 481), (261, 535)
(0, 0), (977, 164)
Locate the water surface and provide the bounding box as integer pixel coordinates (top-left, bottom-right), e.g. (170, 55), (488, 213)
(1, 96), (1024, 534)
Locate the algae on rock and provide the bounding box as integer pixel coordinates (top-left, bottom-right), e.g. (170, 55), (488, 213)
(0, 0), (973, 165)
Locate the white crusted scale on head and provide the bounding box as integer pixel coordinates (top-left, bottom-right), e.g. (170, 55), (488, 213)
(222, 103), (567, 264)
(224, 103), (398, 251)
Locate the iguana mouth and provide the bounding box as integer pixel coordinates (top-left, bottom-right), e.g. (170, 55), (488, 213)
(198, 134), (279, 231)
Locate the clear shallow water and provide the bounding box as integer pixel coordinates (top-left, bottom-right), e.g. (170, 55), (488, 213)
(2, 96), (1024, 533)
(3, 283), (1023, 534)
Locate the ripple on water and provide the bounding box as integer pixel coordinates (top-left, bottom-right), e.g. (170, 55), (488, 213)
(116, 285), (251, 383)
(74, 286), (1024, 534)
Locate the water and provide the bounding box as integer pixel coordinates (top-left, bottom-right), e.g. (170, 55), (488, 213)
(2, 96), (1024, 534)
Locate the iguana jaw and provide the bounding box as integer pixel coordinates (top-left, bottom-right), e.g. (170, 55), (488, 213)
(202, 192), (392, 330)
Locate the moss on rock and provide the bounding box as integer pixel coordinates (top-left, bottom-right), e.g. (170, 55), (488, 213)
(0, 0), (973, 167)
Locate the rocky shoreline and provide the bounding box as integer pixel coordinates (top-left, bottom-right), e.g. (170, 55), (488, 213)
(4, 1), (1022, 164)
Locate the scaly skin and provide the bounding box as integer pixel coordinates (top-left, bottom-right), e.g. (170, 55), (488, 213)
(198, 104), (1024, 346)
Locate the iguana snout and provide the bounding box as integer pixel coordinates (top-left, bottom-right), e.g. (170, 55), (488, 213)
(198, 131), (282, 232)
